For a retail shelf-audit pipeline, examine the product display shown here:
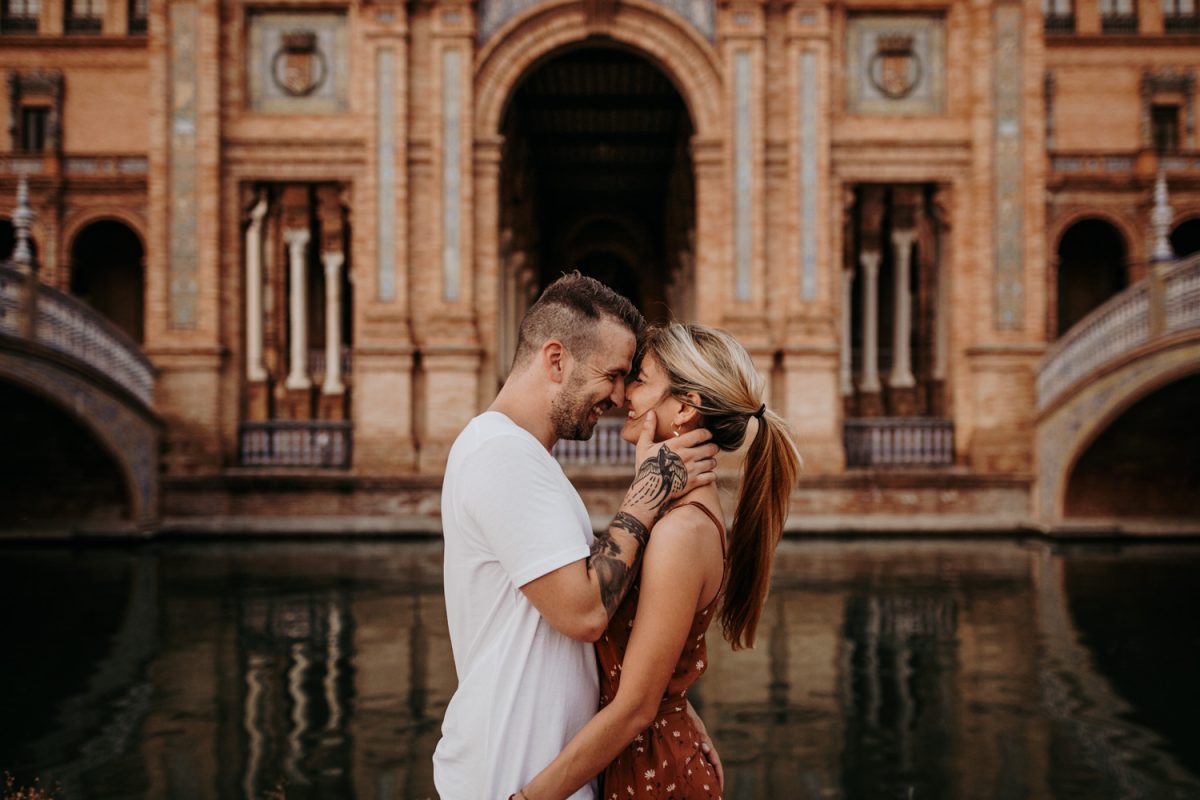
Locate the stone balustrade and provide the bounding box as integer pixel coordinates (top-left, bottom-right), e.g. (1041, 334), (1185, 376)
(1038, 251), (1200, 412)
(843, 417), (956, 468)
(553, 417), (635, 466)
(239, 420), (353, 468)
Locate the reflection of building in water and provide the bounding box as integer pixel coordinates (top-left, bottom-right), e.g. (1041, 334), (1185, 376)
(234, 591), (355, 798)
(3, 0), (1198, 534)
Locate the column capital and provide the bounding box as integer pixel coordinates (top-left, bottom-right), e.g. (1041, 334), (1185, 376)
(283, 227), (311, 247)
(859, 249), (881, 273)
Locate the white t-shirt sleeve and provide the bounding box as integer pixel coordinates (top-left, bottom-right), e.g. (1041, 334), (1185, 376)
(461, 435), (591, 588)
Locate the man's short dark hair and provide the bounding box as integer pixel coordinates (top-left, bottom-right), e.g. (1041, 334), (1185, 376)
(512, 271), (644, 369)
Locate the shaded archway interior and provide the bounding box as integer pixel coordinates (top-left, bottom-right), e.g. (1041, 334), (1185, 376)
(1056, 219), (1127, 338)
(1171, 217), (1200, 259)
(0, 381), (130, 528)
(496, 46), (696, 374)
(70, 219), (145, 344)
(1064, 372), (1200, 518)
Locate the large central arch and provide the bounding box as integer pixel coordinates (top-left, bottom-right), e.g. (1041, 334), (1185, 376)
(472, 0), (726, 385)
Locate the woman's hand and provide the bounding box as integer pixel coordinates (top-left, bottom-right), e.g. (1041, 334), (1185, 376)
(687, 701), (724, 790)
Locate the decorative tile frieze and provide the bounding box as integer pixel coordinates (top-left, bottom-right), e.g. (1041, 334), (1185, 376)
(442, 48), (463, 303)
(377, 47), (396, 302)
(799, 49), (818, 302)
(168, 2), (198, 330)
(993, 4), (1024, 331)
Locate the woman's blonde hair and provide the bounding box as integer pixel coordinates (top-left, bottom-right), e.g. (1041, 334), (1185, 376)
(642, 323), (801, 650)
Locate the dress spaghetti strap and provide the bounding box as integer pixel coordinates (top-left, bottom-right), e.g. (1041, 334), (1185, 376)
(668, 500), (726, 551)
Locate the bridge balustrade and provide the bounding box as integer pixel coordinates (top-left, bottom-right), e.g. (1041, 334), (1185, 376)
(0, 262), (155, 409)
(239, 420), (353, 469)
(1038, 252), (1200, 412)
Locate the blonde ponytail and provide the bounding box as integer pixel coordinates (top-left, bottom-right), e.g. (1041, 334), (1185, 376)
(642, 323), (802, 650)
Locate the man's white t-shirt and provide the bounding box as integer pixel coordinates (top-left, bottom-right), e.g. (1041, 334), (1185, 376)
(434, 411), (598, 800)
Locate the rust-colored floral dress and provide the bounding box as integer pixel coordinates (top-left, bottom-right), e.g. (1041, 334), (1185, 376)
(595, 501), (726, 800)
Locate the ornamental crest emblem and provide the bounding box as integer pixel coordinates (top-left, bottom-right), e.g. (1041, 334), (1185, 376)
(272, 30), (327, 97)
(868, 33), (922, 100)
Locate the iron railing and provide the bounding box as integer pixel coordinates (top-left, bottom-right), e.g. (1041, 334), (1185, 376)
(239, 420), (353, 468)
(844, 418), (956, 468)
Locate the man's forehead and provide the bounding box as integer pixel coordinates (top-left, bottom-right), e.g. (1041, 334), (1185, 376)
(587, 319), (637, 371)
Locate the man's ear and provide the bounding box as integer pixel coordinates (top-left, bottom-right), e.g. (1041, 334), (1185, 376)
(674, 391), (702, 428)
(542, 340), (570, 384)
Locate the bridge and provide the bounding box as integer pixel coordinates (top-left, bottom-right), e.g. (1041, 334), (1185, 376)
(0, 261), (160, 531)
(1036, 250), (1200, 528)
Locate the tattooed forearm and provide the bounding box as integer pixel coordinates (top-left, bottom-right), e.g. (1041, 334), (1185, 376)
(587, 511), (651, 616)
(626, 446), (688, 509)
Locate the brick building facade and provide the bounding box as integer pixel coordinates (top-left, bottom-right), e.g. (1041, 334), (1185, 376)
(2, 0), (1198, 530)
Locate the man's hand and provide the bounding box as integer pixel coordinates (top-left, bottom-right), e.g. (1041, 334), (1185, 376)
(687, 701), (724, 790)
(626, 411), (717, 511)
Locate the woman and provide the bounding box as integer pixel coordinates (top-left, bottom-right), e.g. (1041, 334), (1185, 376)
(512, 323), (802, 800)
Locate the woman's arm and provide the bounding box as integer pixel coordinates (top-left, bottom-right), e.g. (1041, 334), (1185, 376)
(517, 512), (712, 800)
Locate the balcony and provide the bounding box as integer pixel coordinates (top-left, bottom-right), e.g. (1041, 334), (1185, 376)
(1044, 13), (1075, 33)
(1164, 14), (1200, 33)
(1100, 13), (1139, 32)
(239, 421), (353, 468)
(843, 418), (956, 469)
(64, 15), (101, 34)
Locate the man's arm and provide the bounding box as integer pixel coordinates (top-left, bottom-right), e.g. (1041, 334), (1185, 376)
(521, 411), (717, 642)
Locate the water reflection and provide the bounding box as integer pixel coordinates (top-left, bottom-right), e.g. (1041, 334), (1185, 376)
(1, 540), (1198, 800)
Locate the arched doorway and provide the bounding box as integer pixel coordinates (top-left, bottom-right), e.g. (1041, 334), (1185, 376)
(0, 381), (130, 528)
(1171, 217), (1200, 259)
(69, 219), (145, 343)
(496, 46), (696, 372)
(1056, 219), (1128, 337)
(1064, 373), (1200, 518)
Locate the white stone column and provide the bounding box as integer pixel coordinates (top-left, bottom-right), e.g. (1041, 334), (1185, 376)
(889, 230), (917, 388)
(245, 194), (269, 382)
(859, 250), (882, 393)
(284, 228), (312, 391)
(840, 267), (856, 396)
(321, 251), (346, 395)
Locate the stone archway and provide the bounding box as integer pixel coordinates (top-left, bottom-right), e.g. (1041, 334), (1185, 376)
(69, 219), (146, 343)
(474, 0), (724, 382)
(0, 354), (160, 530)
(1055, 218), (1128, 338)
(1064, 372), (1200, 518)
(1171, 217), (1200, 259)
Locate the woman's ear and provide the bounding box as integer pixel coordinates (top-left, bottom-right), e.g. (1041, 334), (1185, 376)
(673, 391), (702, 429)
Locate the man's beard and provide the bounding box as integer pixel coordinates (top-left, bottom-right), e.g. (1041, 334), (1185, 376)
(551, 371), (603, 441)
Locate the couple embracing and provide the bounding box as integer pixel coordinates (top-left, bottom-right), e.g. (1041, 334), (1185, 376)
(435, 273), (801, 800)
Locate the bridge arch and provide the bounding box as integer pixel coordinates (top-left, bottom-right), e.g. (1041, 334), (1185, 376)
(1037, 333), (1200, 522)
(0, 353), (160, 529)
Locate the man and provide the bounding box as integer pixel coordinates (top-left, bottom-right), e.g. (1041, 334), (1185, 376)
(434, 273), (719, 799)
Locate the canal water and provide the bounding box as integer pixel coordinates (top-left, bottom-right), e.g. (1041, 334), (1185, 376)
(2, 539), (1198, 800)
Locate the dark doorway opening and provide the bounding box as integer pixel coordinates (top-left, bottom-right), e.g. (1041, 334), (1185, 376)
(497, 46), (696, 373)
(70, 220), (145, 344)
(1056, 219), (1127, 338)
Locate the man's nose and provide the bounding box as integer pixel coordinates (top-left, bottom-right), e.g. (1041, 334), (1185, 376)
(610, 381), (626, 407)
